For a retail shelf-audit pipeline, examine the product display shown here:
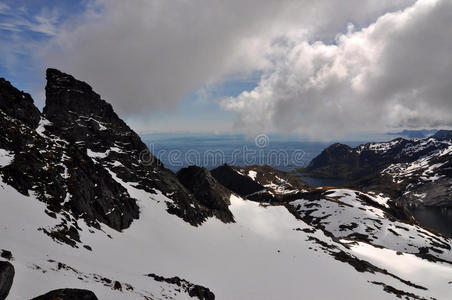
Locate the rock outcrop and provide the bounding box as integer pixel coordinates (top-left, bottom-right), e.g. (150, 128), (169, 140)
(211, 164), (309, 203)
(146, 273), (215, 300)
(0, 78), (40, 128)
(31, 288), (99, 300)
(0, 261), (14, 300)
(177, 166), (234, 223)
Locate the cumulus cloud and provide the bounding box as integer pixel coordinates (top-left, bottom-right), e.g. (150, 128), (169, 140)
(42, 0), (414, 119)
(223, 0), (452, 139)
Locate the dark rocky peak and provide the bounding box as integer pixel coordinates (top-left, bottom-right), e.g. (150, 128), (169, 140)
(210, 164), (307, 203)
(329, 143), (354, 151)
(433, 130), (452, 141)
(211, 164), (265, 197)
(0, 77), (139, 236)
(305, 143), (358, 175)
(42, 69), (235, 228)
(42, 69), (221, 227)
(0, 77), (41, 128)
(45, 68), (111, 121)
(43, 68), (144, 153)
(177, 166), (234, 223)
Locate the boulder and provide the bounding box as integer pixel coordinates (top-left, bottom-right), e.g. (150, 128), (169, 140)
(31, 288), (98, 300)
(0, 261), (14, 300)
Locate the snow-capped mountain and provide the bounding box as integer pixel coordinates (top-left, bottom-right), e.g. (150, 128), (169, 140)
(1, 70), (452, 299)
(303, 136), (452, 209)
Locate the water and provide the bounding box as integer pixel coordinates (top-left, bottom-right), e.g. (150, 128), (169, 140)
(408, 206), (452, 238)
(141, 133), (336, 172)
(298, 176), (349, 187)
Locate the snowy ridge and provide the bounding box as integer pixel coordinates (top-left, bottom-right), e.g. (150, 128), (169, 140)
(305, 133), (452, 209)
(382, 144), (452, 184)
(290, 189), (451, 262)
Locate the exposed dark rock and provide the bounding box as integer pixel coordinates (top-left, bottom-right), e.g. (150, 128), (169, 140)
(211, 164), (264, 197)
(303, 143), (359, 179)
(146, 273), (215, 300)
(0, 250), (12, 261)
(370, 282), (427, 300)
(0, 78), (41, 128)
(0, 261), (14, 300)
(177, 166), (234, 223)
(211, 164), (309, 203)
(113, 280), (122, 291)
(432, 130), (452, 141)
(237, 165), (309, 200)
(189, 284), (216, 300)
(30, 288), (99, 300)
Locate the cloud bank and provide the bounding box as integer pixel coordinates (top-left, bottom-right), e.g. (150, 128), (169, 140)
(43, 0), (414, 121)
(37, 0), (452, 138)
(223, 0), (452, 138)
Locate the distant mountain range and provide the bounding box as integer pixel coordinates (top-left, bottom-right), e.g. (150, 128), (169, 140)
(301, 131), (452, 214)
(387, 129), (439, 139)
(1, 69), (452, 299)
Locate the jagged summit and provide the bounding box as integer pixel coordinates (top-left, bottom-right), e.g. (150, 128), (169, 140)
(45, 68), (110, 118)
(0, 77), (41, 128)
(43, 68), (141, 151)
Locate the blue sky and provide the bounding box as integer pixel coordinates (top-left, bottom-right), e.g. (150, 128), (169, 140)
(0, 1), (85, 96)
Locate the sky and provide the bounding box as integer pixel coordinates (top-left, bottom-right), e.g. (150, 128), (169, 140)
(1, 0), (451, 140)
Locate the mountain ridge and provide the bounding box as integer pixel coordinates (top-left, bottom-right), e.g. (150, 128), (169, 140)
(300, 135), (452, 214)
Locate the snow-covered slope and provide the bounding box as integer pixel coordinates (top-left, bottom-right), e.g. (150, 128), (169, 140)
(3, 172), (452, 300)
(291, 189), (451, 262)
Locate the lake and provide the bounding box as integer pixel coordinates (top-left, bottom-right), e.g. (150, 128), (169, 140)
(409, 206), (452, 238)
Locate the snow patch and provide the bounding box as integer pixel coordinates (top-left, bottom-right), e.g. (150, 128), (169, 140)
(36, 118), (52, 138)
(0, 148), (14, 167)
(248, 170), (257, 181)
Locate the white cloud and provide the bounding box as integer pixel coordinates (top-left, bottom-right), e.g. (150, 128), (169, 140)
(42, 0), (415, 122)
(222, 0), (452, 139)
(0, 5), (60, 35)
